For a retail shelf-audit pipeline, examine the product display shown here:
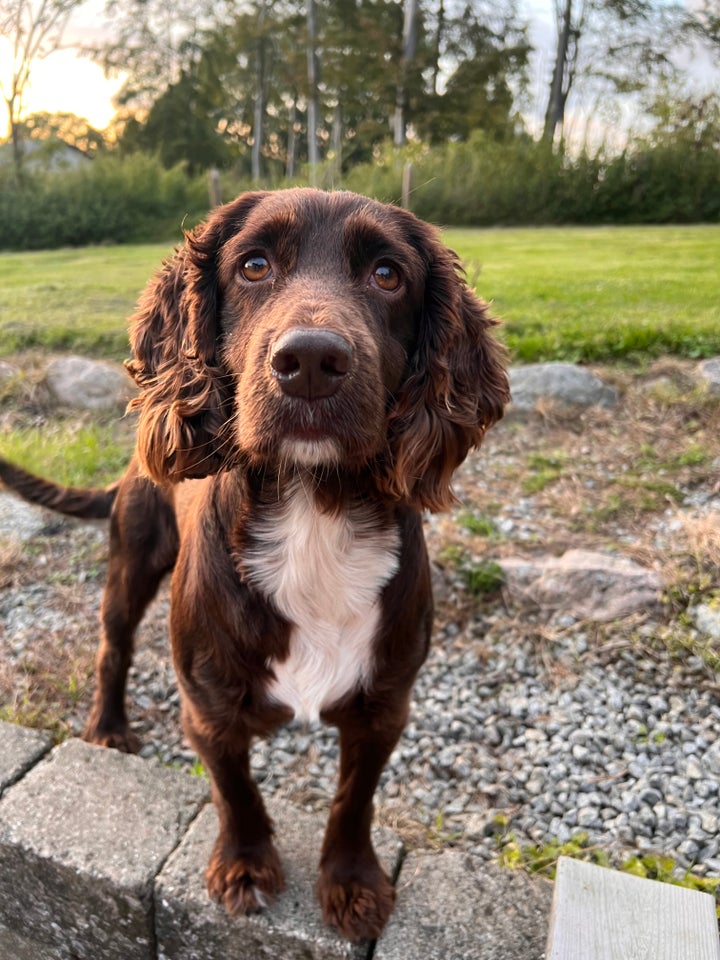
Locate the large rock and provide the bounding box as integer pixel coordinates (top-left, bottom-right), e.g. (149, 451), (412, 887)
(0, 721), (52, 795)
(45, 355), (135, 412)
(693, 602), (720, 640)
(499, 549), (662, 622)
(509, 363), (618, 412)
(375, 851), (551, 960)
(697, 358), (720, 394)
(0, 491), (47, 542)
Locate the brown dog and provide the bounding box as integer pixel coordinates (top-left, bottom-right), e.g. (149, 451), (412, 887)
(0, 189), (508, 941)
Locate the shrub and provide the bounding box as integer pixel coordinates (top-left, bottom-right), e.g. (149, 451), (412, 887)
(0, 155), (209, 250)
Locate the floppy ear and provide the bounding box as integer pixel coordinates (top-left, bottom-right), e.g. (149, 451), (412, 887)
(125, 192), (268, 484)
(381, 233), (509, 513)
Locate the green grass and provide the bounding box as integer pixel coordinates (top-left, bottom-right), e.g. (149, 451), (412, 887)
(0, 244), (173, 360)
(444, 224), (720, 363)
(1, 422), (135, 486)
(0, 224), (719, 364)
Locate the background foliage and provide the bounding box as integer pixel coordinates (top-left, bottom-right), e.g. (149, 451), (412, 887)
(1, 0), (719, 249)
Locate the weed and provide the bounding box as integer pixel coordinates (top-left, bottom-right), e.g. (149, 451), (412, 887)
(463, 560), (505, 598)
(0, 698), (68, 741)
(457, 510), (498, 538)
(494, 829), (720, 915)
(522, 452), (566, 495)
(427, 810), (464, 847)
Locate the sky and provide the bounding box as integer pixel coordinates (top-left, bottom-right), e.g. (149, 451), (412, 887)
(1, 0), (717, 138)
(0, 0), (122, 130)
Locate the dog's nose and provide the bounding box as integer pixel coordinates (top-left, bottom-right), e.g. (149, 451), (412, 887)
(269, 328), (352, 400)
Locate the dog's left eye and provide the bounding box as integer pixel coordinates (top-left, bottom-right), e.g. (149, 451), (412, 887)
(240, 255), (272, 282)
(371, 263), (401, 292)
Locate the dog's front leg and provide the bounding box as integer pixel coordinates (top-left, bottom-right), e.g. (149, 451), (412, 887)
(317, 697), (409, 942)
(183, 707), (285, 915)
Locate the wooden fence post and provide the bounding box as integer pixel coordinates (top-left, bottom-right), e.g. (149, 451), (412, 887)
(401, 162), (414, 210)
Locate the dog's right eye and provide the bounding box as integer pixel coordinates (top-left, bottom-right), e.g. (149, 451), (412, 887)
(240, 255), (272, 282)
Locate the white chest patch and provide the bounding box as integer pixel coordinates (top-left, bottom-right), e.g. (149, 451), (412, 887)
(242, 484), (400, 722)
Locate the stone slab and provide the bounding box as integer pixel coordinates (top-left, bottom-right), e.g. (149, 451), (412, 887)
(374, 851), (552, 960)
(0, 737), (209, 960)
(0, 720), (53, 794)
(155, 800), (403, 960)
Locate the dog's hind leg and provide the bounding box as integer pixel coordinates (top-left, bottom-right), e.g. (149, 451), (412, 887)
(83, 477), (178, 753)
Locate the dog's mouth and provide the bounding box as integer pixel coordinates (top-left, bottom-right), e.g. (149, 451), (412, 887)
(279, 435), (343, 468)
(285, 422), (328, 442)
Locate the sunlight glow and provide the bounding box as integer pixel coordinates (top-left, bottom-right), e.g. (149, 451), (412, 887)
(0, 41), (122, 133)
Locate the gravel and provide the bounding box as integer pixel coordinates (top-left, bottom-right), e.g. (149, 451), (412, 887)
(105, 518), (720, 884)
(2, 364), (720, 886)
(3, 505), (719, 886)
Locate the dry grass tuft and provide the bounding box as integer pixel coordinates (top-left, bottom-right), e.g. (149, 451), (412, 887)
(0, 538), (23, 589)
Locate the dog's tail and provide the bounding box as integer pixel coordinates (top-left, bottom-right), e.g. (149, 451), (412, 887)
(0, 457), (118, 520)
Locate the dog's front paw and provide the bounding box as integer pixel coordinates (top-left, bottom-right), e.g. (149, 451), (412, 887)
(206, 841), (285, 916)
(82, 718), (141, 754)
(317, 863), (396, 942)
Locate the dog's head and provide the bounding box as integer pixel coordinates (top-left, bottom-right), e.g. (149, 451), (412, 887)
(127, 189), (509, 512)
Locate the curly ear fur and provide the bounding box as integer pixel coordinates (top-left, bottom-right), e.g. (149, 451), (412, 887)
(380, 231), (510, 513)
(125, 192), (269, 484)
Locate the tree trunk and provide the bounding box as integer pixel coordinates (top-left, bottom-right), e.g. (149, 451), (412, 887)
(286, 99), (297, 180)
(251, 4), (267, 183)
(306, 0), (320, 184)
(393, 0), (419, 147)
(431, 0), (445, 96)
(331, 101), (342, 178)
(543, 0), (581, 146)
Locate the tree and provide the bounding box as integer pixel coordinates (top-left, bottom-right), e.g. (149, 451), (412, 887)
(393, 0), (419, 146)
(306, 0), (319, 179)
(543, 0), (584, 144)
(318, 0), (404, 169)
(22, 110), (105, 156)
(542, 0), (682, 147)
(0, 0), (87, 176)
(88, 0), (220, 111)
(118, 69), (232, 174)
(682, 0), (720, 53)
(414, 2), (531, 145)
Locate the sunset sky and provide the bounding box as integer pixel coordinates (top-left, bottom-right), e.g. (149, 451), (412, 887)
(1, 1), (717, 138)
(0, 0), (122, 131)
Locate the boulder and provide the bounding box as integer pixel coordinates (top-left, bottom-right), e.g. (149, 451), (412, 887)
(697, 358), (720, 395)
(0, 360), (18, 385)
(509, 363), (618, 412)
(45, 355), (135, 412)
(0, 491), (47, 542)
(499, 548), (662, 622)
(693, 602), (720, 641)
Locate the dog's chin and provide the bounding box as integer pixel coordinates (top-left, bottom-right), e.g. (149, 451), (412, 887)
(279, 437), (342, 468)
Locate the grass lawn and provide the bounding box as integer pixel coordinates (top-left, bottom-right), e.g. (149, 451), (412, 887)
(0, 243), (172, 360)
(0, 224), (719, 364)
(444, 224), (720, 363)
